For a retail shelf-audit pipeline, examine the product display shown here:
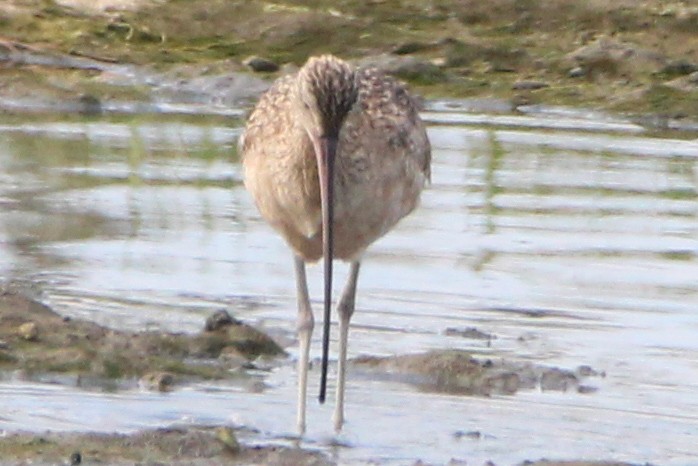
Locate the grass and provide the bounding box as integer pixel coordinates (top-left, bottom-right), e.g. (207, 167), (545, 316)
(1, 0), (697, 119)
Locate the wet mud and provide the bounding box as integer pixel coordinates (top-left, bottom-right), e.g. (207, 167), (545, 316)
(0, 426), (332, 466)
(0, 287), (284, 385)
(352, 349), (602, 396)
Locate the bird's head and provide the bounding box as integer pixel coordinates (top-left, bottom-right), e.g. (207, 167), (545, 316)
(294, 54), (358, 140)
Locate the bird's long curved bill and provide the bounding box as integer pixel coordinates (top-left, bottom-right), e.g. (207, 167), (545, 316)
(314, 135), (336, 404)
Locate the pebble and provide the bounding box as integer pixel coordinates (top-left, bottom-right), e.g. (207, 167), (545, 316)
(76, 94), (102, 115)
(205, 309), (240, 331)
(18, 322), (39, 341)
(568, 66), (586, 78)
(392, 41), (428, 55)
(242, 56), (279, 73)
(69, 451), (82, 465)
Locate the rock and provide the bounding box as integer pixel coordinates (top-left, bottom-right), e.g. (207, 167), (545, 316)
(18, 322), (38, 341)
(576, 365), (603, 377)
(689, 71), (698, 84)
(194, 320), (285, 359)
(392, 41), (429, 55)
(242, 56), (279, 73)
(512, 80), (549, 90)
(431, 57), (448, 68)
(204, 309), (240, 332)
(139, 371), (175, 392)
(662, 59), (698, 76)
(69, 451), (82, 466)
(568, 66), (586, 78)
(76, 94), (102, 116)
(577, 385), (599, 394)
(453, 430), (482, 440)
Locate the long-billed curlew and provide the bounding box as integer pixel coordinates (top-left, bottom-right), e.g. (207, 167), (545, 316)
(240, 54), (431, 434)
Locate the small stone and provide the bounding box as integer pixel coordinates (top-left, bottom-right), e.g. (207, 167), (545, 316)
(662, 59), (698, 76)
(688, 71), (698, 84)
(77, 94), (102, 116)
(453, 430), (482, 440)
(512, 80), (549, 90)
(242, 56), (279, 73)
(139, 372), (175, 392)
(431, 57), (447, 68)
(568, 66), (586, 78)
(576, 364), (599, 377)
(18, 322), (39, 341)
(215, 426), (240, 453)
(69, 451), (82, 465)
(205, 309), (240, 331)
(392, 41), (428, 55)
(577, 385), (598, 394)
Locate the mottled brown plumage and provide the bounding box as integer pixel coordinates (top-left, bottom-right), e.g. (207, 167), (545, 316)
(240, 54), (430, 434)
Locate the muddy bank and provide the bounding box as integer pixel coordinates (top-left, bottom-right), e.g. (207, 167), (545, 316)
(0, 287), (284, 387)
(1, 0), (697, 125)
(0, 425), (332, 466)
(352, 349), (602, 396)
(0, 425), (646, 466)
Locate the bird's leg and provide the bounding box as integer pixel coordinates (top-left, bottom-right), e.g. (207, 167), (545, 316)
(333, 261), (361, 433)
(294, 255), (314, 435)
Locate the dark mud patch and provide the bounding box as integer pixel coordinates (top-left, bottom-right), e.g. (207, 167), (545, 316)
(0, 425), (332, 466)
(0, 288), (285, 386)
(352, 350), (602, 396)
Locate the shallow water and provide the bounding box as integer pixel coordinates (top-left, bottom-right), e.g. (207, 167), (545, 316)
(0, 104), (697, 465)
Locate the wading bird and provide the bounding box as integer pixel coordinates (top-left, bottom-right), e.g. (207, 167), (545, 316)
(240, 54), (431, 434)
